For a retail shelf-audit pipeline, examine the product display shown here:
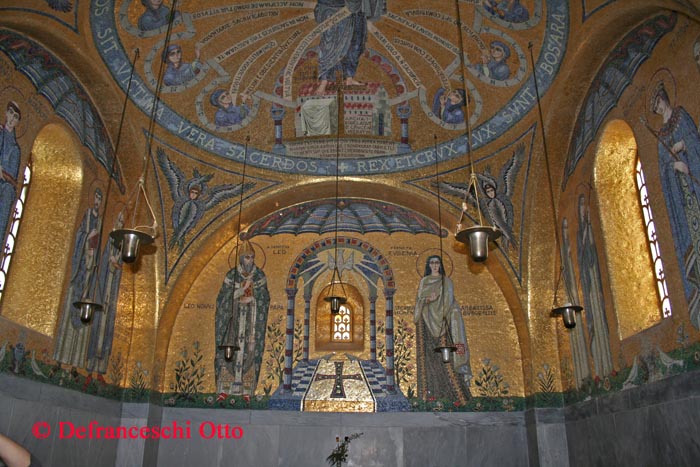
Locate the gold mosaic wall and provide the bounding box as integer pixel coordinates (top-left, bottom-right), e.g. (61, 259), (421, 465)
(166, 230), (524, 396)
(1, 1), (700, 408)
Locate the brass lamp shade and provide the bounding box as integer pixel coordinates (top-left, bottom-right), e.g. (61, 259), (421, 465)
(455, 225), (502, 262)
(110, 229), (154, 263)
(73, 300), (103, 324)
(552, 304), (582, 329)
(324, 295), (347, 314)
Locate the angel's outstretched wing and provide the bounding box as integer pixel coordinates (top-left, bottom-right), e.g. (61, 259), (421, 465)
(434, 180), (477, 206)
(157, 148), (187, 201)
(500, 143), (525, 198)
(202, 181), (255, 211)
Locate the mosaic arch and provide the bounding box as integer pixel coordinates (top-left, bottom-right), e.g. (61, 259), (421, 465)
(0, 29), (123, 188)
(91, 0), (569, 176)
(283, 236), (397, 391)
(563, 12), (677, 188)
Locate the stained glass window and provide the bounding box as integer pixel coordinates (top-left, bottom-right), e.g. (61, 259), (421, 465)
(332, 304), (353, 342)
(0, 164), (31, 303)
(635, 158), (672, 318)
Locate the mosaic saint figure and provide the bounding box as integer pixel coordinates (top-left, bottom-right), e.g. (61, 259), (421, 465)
(652, 81), (700, 329)
(432, 88), (466, 124)
(138, 0), (180, 31)
(414, 255), (472, 402)
(54, 188), (103, 368)
(0, 102), (21, 245)
(209, 90), (250, 127)
(561, 217), (591, 388)
(215, 241), (270, 394)
(576, 195), (613, 376)
(314, 0), (386, 95)
(474, 41), (511, 81)
(86, 211), (124, 374)
(163, 44), (200, 87)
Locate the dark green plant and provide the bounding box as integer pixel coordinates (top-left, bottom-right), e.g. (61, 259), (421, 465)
(377, 319), (415, 394)
(326, 432), (363, 467)
(129, 361), (149, 400)
(537, 363), (556, 393)
(474, 358), (509, 398)
(264, 315), (303, 386)
(173, 341), (205, 401)
(108, 351), (124, 386)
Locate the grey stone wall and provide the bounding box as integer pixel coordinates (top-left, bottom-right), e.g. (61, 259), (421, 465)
(564, 370), (700, 466)
(1, 373), (532, 466)
(5, 370), (699, 466)
(0, 373), (121, 467)
(150, 409), (529, 467)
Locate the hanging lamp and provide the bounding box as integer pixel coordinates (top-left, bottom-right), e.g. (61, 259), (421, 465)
(218, 136), (250, 360)
(452, 0), (501, 262)
(430, 135), (458, 362)
(74, 48), (139, 323)
(324, 75), (348, 314)
(527, 43), (582, 329)
(110, 1), (185, 263)
(435, 320), (459, 363)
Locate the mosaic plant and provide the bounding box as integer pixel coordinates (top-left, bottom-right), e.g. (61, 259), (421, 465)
(172, 340), (205, 401)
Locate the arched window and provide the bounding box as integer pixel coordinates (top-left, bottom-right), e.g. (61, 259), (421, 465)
(635, 157), (672, 318)
(594, 120), (665, 339)
(0, 164), (31, 304)
(332, 304), (353, 342)
(315, 279), (364, 352)
(0, 124), (83, 336)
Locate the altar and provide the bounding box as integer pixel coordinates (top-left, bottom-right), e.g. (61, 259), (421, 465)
(268, 357), (410, 412)
(295, 82), (392, 138)
(302, 358), (376, 412)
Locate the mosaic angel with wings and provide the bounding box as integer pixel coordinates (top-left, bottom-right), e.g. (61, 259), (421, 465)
(438, 143), (524, 252)
(157, 148), (253, 251)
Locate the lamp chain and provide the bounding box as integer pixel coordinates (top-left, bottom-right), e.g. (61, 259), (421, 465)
(528, 42), (563, 308)
(327, 74), (346, 300)
(433, 134), (451, 342)
(233, 136), (250, 275)
(124, 0), (179, 234)
(86, 48), (139, 303)
(225, 136), (249, 351)
(454, 0), (484, 228)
